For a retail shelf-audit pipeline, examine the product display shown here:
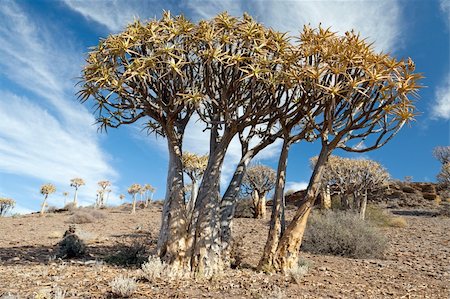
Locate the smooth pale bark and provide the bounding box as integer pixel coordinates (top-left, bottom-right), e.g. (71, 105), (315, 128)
(40, 195), (48, 216)
(271, 145), (330, 272)
(131, 194), (137, 214)
(157, 139), (188, 270)
(359, 189), (368, 220)
(189, 138), (230, 276)
(186, 180), (198, 218)
(322, 185), (331, 210)
(259, 139), (290, 271)
(73, 188), (78, 207)
(253, 191), (267, 219)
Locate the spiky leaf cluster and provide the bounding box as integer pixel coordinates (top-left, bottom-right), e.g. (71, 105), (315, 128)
(182, 152), (208, 180)
(128, 184), (142, 195)
(40, 183), (56, 196)
(70, 178), (85, 188)
(311, 156), (390, 195)
(241, 164), (277, 196)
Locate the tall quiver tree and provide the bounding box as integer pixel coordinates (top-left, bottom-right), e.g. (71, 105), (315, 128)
(40, 183), (56, 216)
(181, 152), (208, 216)
(97, 180), (111, 208)
(70, 178), (85, 207)
(78, 12), (202, 266)
(313, 156), (390, 219)
(143, 184), (156, 208)
(260, 26), (422, 272)
(241, 164), (276, 219)
(187, 12), (300, 275)
(0, 197), (15, 216)
(128, 183), (141, 214)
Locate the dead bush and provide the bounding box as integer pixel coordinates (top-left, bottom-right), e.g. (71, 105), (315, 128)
(67, 212), (95, 224)
(439, 202), (450, 217)
(63, 202), (77, 212)
(301, 210), (387, 259)
(56, 226), (87, 259)
(105, 237), (149, 267)
(109, 276), (136, 298)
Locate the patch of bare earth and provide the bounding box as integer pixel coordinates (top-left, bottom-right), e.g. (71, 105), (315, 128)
(0, 205), (448, 298)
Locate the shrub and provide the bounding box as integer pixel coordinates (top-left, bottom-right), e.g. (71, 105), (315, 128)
(63, 202), (77, 212)
(56, 227), (87, 259)
(388, 217), (408, 228)
(301, 210), (387, 259)
(439, 202), (450, 217)
(105, 237), (149, 267)
(141, 256), (185, 282)
(109, 276), (136, 298)
(67, 212), (95, 224)
(287, 258), (310, 283)
(366, 205), (407, 227)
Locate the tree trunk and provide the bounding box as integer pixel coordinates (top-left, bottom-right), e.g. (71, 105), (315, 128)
(73, 187), (78, 207)
(258, 139), (290, 271)
(156, 139), (188, 271)
(270, 145), (330, 272)
(186, 180), (198, 218)
(254, 191), (267, 219)
(131, 194), (136, 214)
(40, 195), (48, 216)
(359, 189), (368, 220)
(321, 185), (331, 210)
(189, 141), (229, 277)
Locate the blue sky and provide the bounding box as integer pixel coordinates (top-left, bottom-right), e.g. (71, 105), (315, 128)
(0, 0), (449, 214)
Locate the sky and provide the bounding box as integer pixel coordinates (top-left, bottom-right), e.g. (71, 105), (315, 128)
(0, 0), (449, 214)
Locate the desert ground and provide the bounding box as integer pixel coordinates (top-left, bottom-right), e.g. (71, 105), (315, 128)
(0, 203), (449, 299)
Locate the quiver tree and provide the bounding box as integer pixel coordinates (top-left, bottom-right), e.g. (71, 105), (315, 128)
(97, 180), (111, 208)
(259, 26), (421, 272)
(433, 146), (450, 165)
(143, 184), (156, 208)
(128, 183), (141, 214)
(312, 156), (390, 219)
(0, 197), (15, 216)
(181, 152), (208, 215)
(70, 178), (85, 207)
(62, 192), (69, 205)
(40, 183), (56, 215)
(78, 12), (201, 266)
(437, 162), (450, 187)
(240, 164), (276, 219)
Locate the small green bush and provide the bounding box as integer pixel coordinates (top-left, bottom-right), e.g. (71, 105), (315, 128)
(301, 210), (387, 259)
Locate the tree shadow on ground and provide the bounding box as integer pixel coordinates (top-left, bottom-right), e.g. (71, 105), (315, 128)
(391, 209), (439, 217)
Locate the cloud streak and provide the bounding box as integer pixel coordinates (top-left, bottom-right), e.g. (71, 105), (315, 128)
(0, 1), (117, 211)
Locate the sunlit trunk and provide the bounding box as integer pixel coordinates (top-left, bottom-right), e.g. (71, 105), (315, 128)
(271, 145), (330, 272)
(321, 184), (331, 210)
(157, 138), (188, 270)
(40, 195), (48, 216)
(131, 194), (136, 214)
(359, 189), (368, 220)
(259, 139), (290, 271)
(186, 180), (198, 218)
(254, 191), (267, 219)
(73, 187), (78, 207)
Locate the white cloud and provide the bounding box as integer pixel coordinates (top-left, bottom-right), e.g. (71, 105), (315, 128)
(64, 0), (402, 52)
(0, 1), (117, 209)
(285, 181), (308, 192)
(433, 75), (450, 120)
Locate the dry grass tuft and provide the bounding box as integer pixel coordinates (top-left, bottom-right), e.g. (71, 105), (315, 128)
(109, 276), (137, 298)
(389, 217), (408, 227)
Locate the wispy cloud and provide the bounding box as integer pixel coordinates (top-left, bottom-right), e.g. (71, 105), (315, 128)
(432, 75), (450, 120)
(0, 1), (117, 210)
(285, 181), (308, 192)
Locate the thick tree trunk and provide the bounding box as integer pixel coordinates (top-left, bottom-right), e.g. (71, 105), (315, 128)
(258, 139), (290, 271)
(270, 145), (330, 272)
(254, 191), (267, 219)
(156, 139), (188, 270)
(359, 189), (368, 220)
(189, 142), (229, 277)
(186, 180), (198, 218)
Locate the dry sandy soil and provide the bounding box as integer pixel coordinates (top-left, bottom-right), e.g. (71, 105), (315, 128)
(0, 204), (449, 298)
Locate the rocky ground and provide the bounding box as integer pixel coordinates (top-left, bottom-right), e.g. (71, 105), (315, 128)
(0, 203), (449, 298)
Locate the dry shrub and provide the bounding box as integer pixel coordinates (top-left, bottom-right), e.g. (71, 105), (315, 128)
(389, 217), (408, 228)
(63, 202), (77, 212)
(56, 227), (87, 259)
(106, 237), (149, 267)
(109, 276), (136, 298)
(287, 258), (310, 283)
(141, 256), (186, 282)
(67, 212), (95, 224)
(439, 202), (450, 217)
(67, 209), (105, 224)
(301, 210), (387, 259)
